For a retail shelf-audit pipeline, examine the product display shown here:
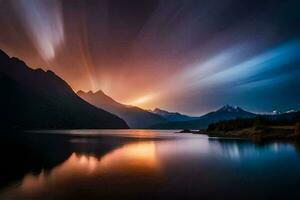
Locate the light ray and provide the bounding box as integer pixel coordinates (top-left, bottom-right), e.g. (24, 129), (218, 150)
(12, 0), (64, 61)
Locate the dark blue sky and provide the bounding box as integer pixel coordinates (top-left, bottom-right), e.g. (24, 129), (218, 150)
(0, 0), (300, 114)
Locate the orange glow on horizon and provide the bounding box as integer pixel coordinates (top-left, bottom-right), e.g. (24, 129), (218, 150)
(124, 93), (158, 109)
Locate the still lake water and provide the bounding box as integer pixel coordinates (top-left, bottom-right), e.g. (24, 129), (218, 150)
(1, 129), (300, 199)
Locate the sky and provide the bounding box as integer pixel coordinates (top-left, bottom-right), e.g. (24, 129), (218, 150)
(0, 0), (300, 115)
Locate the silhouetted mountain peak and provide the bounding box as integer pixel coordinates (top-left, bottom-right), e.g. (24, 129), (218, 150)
(217, 105), (244, 113)
(77, 90), (167, 128)
(79, 89), (107, 96)
(0, 48), (128, 129)
(95, 89), (110, 96)
(0, 53), (68, 90)
(87, 91), (94, 95)
(150, 105), (256, 129)
(78, 90), (118, 104)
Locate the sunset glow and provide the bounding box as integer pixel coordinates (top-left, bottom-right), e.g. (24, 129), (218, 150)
(1, 1), (300, 199)
(0, 0), (299, 114)
(125, 93), (158, 108)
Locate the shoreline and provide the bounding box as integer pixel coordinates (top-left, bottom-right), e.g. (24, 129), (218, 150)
(177, 126), (300, 142)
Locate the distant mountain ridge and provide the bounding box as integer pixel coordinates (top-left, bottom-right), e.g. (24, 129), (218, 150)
(150, 105), (257, 129)
(1, 49), (298, 130)
(77, 90), (167, 128)
(264, 110), (300, 121)
(0, 49), (128, 129)
(151, 108), (199, 121)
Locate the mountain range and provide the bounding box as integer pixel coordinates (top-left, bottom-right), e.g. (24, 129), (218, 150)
(1, 48), (299, 130)
(77, 90), (167, 128)
(150, 105), (257, 129)
(151, 108), (199, 122)
(0, 49), (128, 129)
(77, 90), (259, 129)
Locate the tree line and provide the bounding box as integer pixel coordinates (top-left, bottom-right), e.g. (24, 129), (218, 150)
(207, 115), (300, 132)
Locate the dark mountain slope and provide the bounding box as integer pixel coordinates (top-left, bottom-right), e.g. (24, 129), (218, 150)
(151, 108), (199, 121)
(77, 90), (167, 128)
(0, 49), (128, 129)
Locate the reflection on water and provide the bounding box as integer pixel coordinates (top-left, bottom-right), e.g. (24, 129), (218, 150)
(1, 130), (300, 199)
(0, 141), (162, 200)
(100, 142), (159, 171)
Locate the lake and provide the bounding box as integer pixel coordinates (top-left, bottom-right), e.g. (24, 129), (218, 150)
(0, 129), (300, 199)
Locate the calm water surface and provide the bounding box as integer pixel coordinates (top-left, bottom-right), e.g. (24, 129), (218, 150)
(0, 130), (300, 200)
